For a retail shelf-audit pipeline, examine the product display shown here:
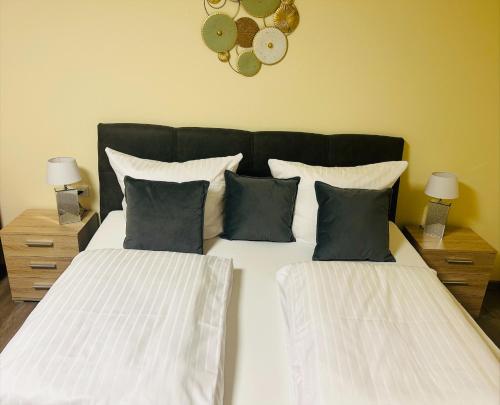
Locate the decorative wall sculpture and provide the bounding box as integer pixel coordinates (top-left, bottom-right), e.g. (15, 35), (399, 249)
(202, 0), (299, 77)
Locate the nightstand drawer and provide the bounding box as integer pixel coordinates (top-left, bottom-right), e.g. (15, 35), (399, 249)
(423, 251), (495, 272)
(8, 270), (64, 301)
(438, 271), (489, 289)
(5, 256), (73, 274)
(437, 272), (489, 317)
(1, 234), (79, 258)
(444, 288), (488, 318)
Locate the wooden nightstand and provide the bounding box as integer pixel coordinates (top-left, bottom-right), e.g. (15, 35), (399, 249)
(403, 225), (497, 317)
(0, 209), (99, 301)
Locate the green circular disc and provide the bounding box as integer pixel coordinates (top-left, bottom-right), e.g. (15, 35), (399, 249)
(237, 51), (261, 77)
(241, 0), (281, 18)
(202, 14), (238, 52)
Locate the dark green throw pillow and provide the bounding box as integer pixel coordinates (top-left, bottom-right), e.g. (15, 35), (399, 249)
(313, 181), (395, 262)
(124, 176), (209, 254)
(223, 171), (300, 242)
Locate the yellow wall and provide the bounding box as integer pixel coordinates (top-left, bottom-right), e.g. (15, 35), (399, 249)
(1, 0), (499, 277)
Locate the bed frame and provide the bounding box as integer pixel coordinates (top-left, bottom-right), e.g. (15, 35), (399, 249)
(98, 123), (405, 221)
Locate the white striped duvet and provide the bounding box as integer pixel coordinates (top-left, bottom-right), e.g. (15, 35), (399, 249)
(277, 261), (500, 405)
(0, 249), (233, 405)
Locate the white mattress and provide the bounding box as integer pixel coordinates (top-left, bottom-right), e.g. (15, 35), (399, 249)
(86, 211), (429, 405)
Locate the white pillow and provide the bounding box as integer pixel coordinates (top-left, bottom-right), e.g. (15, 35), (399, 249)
(106, 147), (243, 239)
(269, 159), (408, 243)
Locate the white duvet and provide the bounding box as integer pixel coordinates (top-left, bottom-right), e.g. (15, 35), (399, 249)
(277, 261), (500, 405)
(0, 249), (233, 405)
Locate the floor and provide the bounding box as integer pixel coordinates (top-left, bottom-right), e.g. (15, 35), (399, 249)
(0, 276), (499, 353)
(476, 282), (500, 347)
(0, 277), (36, 351)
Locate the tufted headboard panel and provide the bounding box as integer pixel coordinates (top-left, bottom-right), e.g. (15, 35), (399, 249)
(98, 123), (404, 221)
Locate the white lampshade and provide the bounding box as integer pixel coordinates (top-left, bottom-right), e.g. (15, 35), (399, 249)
(425, 172), (459, 200)
(47, 157), (81, 186)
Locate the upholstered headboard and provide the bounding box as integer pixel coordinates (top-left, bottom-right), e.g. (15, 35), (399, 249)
(98, 123), (405, 221)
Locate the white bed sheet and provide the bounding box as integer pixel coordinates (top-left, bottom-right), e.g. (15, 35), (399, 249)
(86, 211), (429, 405)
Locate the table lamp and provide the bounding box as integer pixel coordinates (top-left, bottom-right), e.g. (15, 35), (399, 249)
(47, 157), (83, 224)
(423, 172), (459, 239)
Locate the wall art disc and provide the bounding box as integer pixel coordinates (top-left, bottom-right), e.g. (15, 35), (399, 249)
(237, 51), (262, 77)
(202, 13), (238, 52)
(236, 17), (259, 48)
(274, 3), (300, 34)
(218, 51), (231, 62)
(241, 0), (281, 18)
(253, 27), (288, 65)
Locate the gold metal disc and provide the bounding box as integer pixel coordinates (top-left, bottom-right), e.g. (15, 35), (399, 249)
(208, 0), (222, 3)
(218, 51), (231, 62)
(236, 17), (260, 48)
(274, 3), (300, 34)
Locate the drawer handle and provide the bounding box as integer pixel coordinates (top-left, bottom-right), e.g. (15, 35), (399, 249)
(25, 240), (54, 248)
(445, 258), (474, 265)
(33, 282), (54, 290)
(443, 280), (469, 286)
(29, 262), (57, 270)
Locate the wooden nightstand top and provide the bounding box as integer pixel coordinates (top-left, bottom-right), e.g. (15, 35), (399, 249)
(404, 225), (496, 254)
(0, 209), (98, 236)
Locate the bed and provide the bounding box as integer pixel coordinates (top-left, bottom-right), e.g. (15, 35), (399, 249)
(86, 211), (428, 405)
(1, 123), (497, 404)
(87, 211), (500, 405)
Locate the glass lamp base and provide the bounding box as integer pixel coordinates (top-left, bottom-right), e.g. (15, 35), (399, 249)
(55, 189), (83, 224)
(423, 200), (450, 239)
